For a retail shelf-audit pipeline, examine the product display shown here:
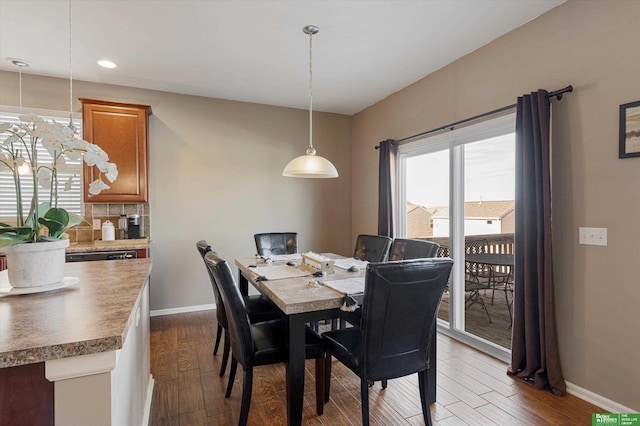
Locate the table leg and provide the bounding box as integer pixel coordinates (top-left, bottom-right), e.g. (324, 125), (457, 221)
(238, 271), (248, 296)
(287, 314), (306, 426)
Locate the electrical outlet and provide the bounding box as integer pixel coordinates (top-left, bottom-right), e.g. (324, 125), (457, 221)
(579, 227), (607, 246)
(92, 219), (101, 230)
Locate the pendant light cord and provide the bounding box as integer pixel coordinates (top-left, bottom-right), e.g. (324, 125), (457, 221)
(308, 29), (314, 151)
(68, 0), (74, 129)
(18, 67), (23, 113)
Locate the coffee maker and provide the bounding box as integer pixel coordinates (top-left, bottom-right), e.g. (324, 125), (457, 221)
(127, 214), (141, 239)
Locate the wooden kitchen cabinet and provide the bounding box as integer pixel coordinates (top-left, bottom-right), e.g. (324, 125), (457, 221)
(80, 99), (151, 203)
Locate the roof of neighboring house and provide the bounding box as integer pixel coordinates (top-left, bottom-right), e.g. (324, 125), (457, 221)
(430, 200), (515, 219)
(407, 202), (442, 216)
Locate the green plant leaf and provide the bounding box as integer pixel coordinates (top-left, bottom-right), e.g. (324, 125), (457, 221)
(0, 226), (32, 235)
(39, 208), (70, 239)
(0, 228), (32, 247)
(65, 212), (84, 232)
(26, 202), (51, 230)
(44, 208), (70, 227)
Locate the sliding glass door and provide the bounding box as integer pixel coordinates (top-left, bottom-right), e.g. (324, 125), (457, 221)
(397, 113), (515, 359)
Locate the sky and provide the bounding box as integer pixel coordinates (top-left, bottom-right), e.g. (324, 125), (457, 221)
(405, 133), (515, 207)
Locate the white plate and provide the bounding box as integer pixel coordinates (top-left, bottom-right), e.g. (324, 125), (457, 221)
(0, 276), (79, 297)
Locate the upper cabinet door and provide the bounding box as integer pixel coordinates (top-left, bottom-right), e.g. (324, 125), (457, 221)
(81, 99), (151, 203)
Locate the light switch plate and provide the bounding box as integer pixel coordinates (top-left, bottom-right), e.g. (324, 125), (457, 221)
(92, 219), (101, 230)
(579, 227), (607, 246)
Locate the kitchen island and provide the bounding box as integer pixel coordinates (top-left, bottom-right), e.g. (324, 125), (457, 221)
(0, 258), (153, 425)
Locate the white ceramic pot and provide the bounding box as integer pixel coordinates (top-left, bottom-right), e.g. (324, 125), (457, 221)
(3, 239), (69, 288)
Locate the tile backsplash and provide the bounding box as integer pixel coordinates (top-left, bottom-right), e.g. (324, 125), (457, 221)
(66, 203), (151, 243)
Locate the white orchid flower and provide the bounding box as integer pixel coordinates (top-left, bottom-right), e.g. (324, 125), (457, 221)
(64, 175), (74, 191)
(85, 143), (109, 166)
(66, 135), (88, 149)
(65, 136), (88, 149)
(3, 134), (19, 145)
(37, 168), (52, 189)
(88, 178), (110, 195)
(18, 113), (43, 125)
(54, 154), (68, 172)
(63, 137), (88, 161)
(64, 150), (82, 161)
(40, 124), (68, 157)
(98, 161), (118, 183)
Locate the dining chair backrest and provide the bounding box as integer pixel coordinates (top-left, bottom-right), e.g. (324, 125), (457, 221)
(389, 238), (440, 261)
(353, 234), (392, 262)
(205, 251), (255, 368)
(196, 239), (211, 258)
(254, 232), (298, 256)
(196, 240), (227, 328)
(360, 258), (453, 381)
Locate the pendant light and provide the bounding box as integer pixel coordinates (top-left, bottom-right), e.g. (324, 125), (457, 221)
(282, 25), (338, 178)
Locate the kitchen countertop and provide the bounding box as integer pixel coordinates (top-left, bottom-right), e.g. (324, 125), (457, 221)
(66, 238), (150, 253)
(0, 258), (153, 368)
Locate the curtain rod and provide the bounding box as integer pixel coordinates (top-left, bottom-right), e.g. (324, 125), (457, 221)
(375, 85), (573, 148)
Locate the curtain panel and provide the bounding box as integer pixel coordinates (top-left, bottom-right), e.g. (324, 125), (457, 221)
(377, 140), (397, 237)
(509, 90), (566, 396)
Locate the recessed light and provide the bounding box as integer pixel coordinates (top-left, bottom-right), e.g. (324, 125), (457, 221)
(97, 60), (117, 69)
(7, 57), (32, 68)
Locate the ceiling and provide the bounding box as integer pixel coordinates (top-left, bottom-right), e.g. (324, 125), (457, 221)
(0, 0), (565, 115)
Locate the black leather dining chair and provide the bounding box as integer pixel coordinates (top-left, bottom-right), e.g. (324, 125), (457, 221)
(322, 258), (454, 426)
(204, 251), (327, 426)
(254, 232), (298, 256)
(334, 234), (393, 330)
(353, 234), (392, 262)
(196, 240), (281, 377)
(389, 238), (440, 261)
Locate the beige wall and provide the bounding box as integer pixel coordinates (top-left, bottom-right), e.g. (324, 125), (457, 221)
(0, 70), (353, 312)
(351, 0), (640, 410)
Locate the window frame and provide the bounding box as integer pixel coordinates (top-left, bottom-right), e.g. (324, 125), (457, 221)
(396, 111), (516, 361)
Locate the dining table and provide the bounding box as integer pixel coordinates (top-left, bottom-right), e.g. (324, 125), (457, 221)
(235, 253), (438, 426)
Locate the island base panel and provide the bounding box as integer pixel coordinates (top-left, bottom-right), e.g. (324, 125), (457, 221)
(0, 362), (54, 425)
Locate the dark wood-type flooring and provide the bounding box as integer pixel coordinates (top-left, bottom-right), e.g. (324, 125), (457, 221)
(150, 310), (602, 425)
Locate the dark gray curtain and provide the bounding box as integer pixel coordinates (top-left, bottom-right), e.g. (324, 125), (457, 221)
(509, 90), (566, 396)
(377, 139), (397, 237)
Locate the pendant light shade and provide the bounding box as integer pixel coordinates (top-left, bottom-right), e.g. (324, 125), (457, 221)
(283, 25), (338, 179)
(282, 147), (339, 178)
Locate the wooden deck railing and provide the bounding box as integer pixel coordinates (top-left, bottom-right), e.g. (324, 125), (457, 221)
(418, 233), (515, 258)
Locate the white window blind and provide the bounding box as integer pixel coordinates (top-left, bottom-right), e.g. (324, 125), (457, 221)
(0, 110), (84, 221)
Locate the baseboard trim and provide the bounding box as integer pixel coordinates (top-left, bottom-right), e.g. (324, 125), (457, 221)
(566, 381), (636, 413)
(150, 304), (215, 317)
(141, 374), (154, 426)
